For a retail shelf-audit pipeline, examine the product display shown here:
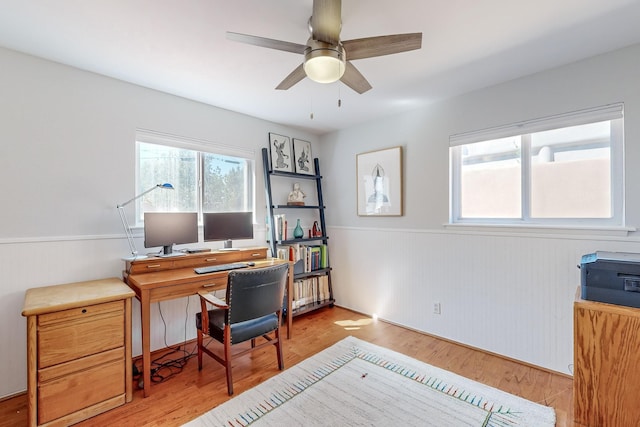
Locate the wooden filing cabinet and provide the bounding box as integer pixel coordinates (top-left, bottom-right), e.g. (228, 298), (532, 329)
(22, 278), (134, 426)
(574, 289), (640, 426)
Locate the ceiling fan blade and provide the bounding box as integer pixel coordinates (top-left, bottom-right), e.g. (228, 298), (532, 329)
(343, 33), (422, 61)
(340, 62), (372, 94)
(311, 0), (341, 44)
(226, 32), (306, 55)
(275, 64), (307, 90)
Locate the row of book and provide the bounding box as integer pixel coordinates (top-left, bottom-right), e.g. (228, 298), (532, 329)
(292, 275), (331, 311)
(268, 214), (288, 241)
(276, 243), (328, 272)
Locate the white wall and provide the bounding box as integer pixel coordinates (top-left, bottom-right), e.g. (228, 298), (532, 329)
(0, 46), (316, 398)
(319, 43), (640, 374)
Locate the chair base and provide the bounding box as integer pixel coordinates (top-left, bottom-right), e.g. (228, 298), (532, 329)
(197, 328), (284, 395)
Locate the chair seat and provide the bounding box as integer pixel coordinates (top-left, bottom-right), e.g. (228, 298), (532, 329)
(196, 310), (279, 344)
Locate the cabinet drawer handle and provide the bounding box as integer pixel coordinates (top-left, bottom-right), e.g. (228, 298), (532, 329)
(203, 283), (219, 288)
(205, 258), (217, 262)
(147, 264), (161, 269)
(251, 253), (262, 257)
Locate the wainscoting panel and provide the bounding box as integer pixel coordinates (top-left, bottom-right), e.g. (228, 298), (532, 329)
(327, 226), (638, 374)
(0, 232), (266, 398)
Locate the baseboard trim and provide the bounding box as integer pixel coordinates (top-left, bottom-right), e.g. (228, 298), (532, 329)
(334, 303), (573, 380)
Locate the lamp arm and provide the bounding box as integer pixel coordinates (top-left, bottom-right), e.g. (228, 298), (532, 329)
(117, 184), (164, 208)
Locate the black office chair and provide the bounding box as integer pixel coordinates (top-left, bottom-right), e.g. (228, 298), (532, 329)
(195, 263), (288, 395)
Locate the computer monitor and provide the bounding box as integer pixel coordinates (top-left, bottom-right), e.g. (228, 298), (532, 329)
(203, 212), (253, 250)
(144, 212), (198, 257)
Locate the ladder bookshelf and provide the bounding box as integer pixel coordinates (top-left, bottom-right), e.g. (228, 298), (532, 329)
(262, 147), (334, 317)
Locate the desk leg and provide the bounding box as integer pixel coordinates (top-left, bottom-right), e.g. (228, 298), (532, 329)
(287, 261), (293, 339)
(124, 297), (133, 402)
(140, 289), (152, 398)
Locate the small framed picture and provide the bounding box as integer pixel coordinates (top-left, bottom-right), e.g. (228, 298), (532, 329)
(293, 139), (314, 175)
(356, 146), (403, 216)
(269, 133), (293, 172)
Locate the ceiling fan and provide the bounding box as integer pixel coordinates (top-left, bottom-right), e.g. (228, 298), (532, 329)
(227, 0), (422, 94)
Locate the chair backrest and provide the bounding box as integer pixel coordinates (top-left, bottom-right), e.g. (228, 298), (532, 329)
(225, 263), (288, 324)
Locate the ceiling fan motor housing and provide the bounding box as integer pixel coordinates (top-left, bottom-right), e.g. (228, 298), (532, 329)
(303, 38), (346, 83)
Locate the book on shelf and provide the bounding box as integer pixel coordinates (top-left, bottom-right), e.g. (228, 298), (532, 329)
(276, 243), (329, 273)
(291, 275), (331, 311)
(320, 244), (328, 268)
(267, 214), (287, 242)
(319, 275), (329, 301)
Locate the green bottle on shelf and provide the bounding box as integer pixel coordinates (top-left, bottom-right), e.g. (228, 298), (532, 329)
(293, 219), (304, 239)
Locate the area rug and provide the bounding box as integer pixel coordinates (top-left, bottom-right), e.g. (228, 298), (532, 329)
(184, 336), (555, 426)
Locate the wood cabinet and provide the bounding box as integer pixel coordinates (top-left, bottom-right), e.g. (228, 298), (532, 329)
(22, 278), (134, 426)
(574, 290), (640, 426)
(262, 147), (334, 317)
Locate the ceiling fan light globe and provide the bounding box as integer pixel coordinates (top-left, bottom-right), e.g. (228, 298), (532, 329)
(304, 55), (345, 83)
(303, 40), (346, 84)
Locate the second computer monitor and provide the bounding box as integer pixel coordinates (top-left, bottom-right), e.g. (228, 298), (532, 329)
(203, 211), (253, 249)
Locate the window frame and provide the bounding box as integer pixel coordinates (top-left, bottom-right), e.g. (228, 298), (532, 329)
(449, 104), (624, 228)
(134, 130), (256, 226)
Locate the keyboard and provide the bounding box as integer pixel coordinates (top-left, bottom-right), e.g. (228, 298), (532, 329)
(194, 262), (249, 274)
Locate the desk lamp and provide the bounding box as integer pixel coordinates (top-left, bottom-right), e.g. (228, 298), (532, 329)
(117, 183), (174, 260)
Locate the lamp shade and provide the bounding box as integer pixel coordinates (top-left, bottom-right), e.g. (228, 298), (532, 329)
(304, 40), (346, 84)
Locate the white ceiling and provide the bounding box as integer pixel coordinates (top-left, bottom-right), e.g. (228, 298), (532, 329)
(1, 1), (640, 135)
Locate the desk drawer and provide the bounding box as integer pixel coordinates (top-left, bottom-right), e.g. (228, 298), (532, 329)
(38, 304), (124, 368)
(173, 251), (245, 269)
(38, 358), (124, 424)
(38, 300), (123, 326)
(151, 277), (228, 300)
(127, 247), (268, 273)
(38, 347), (124, 383)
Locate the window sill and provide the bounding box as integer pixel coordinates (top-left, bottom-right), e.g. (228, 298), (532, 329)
(443, 222), (635, 237)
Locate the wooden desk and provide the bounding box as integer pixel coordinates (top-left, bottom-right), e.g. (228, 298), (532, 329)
(123, 247), (293, 397)
(22, 278), (134, 426)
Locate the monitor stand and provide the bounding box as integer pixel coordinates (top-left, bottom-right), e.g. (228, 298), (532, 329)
(219, 239), (240, 251)
(158, 245), (186, 258)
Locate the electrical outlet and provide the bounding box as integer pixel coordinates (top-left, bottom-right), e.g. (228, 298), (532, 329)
(433, 302), (441, 315)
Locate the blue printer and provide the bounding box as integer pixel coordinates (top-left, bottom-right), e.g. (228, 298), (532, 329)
(580, 251), (640, 308)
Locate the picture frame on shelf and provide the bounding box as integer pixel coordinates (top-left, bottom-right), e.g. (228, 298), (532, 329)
(269, 133), (293, 172)
(356, 146), (403, 216)
(293, 138), (314, 175)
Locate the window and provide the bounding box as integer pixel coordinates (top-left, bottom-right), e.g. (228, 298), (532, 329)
(135, 131), (254, 224)
(449, 104), (624, 227)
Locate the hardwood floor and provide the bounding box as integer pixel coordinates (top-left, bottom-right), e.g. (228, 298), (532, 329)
(0, 306), (574, 426)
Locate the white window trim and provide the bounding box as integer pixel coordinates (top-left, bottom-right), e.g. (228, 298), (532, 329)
(449, 103), (623, 146)
(134, 129), (256, 227)
(449, 103), (625, 229)
(136, 128), (255, 159)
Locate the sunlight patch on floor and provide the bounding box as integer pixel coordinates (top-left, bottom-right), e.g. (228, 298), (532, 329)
(334, 316), (376, 330)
